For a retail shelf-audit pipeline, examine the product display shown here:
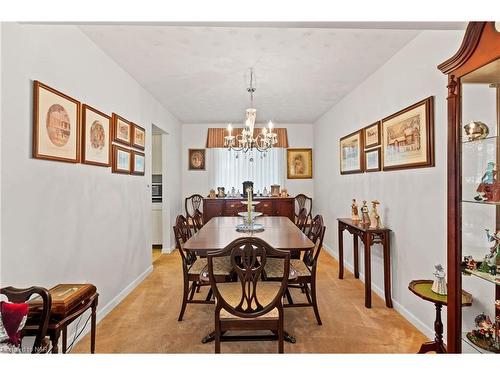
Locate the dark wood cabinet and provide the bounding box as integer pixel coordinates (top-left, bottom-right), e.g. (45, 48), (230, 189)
(203, 197), (295, 222)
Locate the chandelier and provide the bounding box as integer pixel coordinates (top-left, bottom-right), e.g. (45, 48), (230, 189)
(224, 68), (278, 155)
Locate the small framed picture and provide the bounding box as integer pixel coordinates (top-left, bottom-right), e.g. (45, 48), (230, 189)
(82, 104), (111, 167)
(112, 113), (132, 146)
(189, 149), (205, 170)
(112, 145), (131, 174)
(287, 148), (313, 179)
(364, 148), (381, 172)
(33, 81), (81, 163)
(340, 130), (363, 174)
(132, 123), (145, 150)
(364, 121), (381, 149)
(382, 96), (434, 171)
(131, 150), (145, 175)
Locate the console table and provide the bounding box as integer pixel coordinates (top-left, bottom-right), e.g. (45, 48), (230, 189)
(203, 196), (294, 222)
(337, 218), (393, 308)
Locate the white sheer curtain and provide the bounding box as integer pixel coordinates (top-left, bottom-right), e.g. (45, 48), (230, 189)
(208, 148), (286, 193)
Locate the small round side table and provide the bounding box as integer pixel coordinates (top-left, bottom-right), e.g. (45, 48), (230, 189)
(408, 279), (473, 354)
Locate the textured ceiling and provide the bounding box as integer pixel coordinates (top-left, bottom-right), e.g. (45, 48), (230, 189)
(80, 25), (423, 123)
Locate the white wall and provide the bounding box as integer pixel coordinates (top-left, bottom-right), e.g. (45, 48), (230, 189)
(314, 30), (464, 339)
(0, 23), (181, 315)
(181, 123), (314, 202)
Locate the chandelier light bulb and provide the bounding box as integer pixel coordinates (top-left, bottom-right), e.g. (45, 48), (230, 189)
(268, 121), (274, 130)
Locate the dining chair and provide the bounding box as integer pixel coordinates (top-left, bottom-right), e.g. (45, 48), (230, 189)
(206, 237), (290, 353)
(264, 214), (326, 325)
(185, 194), (204, 232)
(0, 286), (52, 353)
(296, 207), (308, 233)
(173, 215), (232, 321)
(294, 194), (312, 225)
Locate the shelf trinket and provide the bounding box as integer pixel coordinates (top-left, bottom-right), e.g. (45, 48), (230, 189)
(361, 200), (370, 226)
(351, 199), (359, 222)
(369, 200), (382, 229)
(464, 121), (489, 141)
(474, 162), (500, 202)
(431, 264), (447, 295)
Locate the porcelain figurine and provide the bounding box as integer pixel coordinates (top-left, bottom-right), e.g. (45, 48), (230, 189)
(231, 186), (236, 197)
(431, 264), (447, 295)
(464, 121), (489, 141)
(361, 200), (370, 226)
(263, 187), (268, 197)
(369, 200), (382, 229)
(475, 162), (500, 202)
(209, 189), (216, 199)
(351, 199), (360, 222)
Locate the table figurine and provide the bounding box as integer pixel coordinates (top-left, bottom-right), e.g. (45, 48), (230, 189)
(369, 200), (382, 229)
(351, 199), (360, 222)
(209, 189), (216, 199)
(464, 121), (489, 141)
(281, 188), (288, 197)
(217, 187), (226, 198)
(262, 187), (268, 197)
(230, 187), (236, 197)
(474, 162), (500, 202)
(271, 184), (280, 197)
(361, 200), (370, 226)
(431, 264), (447, 295)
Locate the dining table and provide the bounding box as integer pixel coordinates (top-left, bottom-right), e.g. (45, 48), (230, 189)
(183, 215), (315, 344)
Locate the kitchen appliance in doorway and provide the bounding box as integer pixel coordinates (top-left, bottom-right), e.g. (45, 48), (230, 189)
(152, 174), (162, 202)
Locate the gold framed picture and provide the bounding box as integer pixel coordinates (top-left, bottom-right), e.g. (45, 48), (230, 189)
(364, 121), (381, 149)
(364, 148), (381, 172)
(112, 113), (132, 146)
(112, 145), (132, 174)
(32, 81), (81, 163)
(131, 150), (145, 176)
(340, 130), (363, 174)
(382, 96), (434, 171)
(81, 104), (111, 167)
(287, 148), (313, 179)
(189, 149), (205, 170)
(132, 123), (146, 150)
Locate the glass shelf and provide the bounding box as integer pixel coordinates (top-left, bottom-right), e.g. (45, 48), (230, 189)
(462, 333), (491, 354)
(463, 268), (500, 286)
(462, 199), (500, 206)
(462, 134), (499, 144)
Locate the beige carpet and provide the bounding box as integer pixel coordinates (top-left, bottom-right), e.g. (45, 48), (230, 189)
(73, 250), (427, 353)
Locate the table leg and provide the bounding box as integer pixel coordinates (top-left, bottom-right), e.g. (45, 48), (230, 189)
(383, 233), (393, 308)
(364, 233), (372, 308)
(50, 329), (60, 354)
(418, 303), (446, 353)
(62, 327), (67, 353)
(338, 225), (344, 279)
(353, 234), (359, 279)
(91, 296), (97, 354)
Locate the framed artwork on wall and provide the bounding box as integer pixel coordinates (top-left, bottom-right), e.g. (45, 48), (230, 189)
(81, 104), (111, 167)
(32, 80), (81, 163)
(363, 121), (381, 149)
(112, 145), (132, 174)
(188, 149), (205, 170)
(340, 130), (363, 174)
(382, 96), (434, 171)
(132, 123), (146, 150)
(364, 148), (381, 172)
(131, 150), (145, 175)
(112, 113), (132, 146)
(287, 148), (313, 179)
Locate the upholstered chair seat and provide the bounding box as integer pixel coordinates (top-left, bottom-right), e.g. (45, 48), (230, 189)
(188, 256), (232, 276)
(265, 258), (310, 278)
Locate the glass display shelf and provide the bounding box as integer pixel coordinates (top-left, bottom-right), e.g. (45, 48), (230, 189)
(463, 268), (500, 286)
(462, 333), (491, 354)
(462, 199), (500, 206)
(462, 134), (498, 145)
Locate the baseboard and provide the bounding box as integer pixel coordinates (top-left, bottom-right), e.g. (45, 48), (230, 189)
(64, 265), (154, 352)
(162, 245), (175, 254)
(322, 243), (434, 341)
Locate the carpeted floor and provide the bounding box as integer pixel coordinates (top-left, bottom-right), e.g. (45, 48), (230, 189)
(72, 250), (427, 353)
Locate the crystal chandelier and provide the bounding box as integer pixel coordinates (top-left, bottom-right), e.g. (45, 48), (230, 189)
(224, 68), (278, 155)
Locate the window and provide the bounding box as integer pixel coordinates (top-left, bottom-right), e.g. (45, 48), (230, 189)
(209, 148), (285, 193)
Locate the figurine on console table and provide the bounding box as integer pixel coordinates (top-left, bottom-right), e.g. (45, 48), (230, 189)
(474, 162), (500, 202)
(369, 200), (382, 229)
(431, 264), (447, 295)
(361, 200), (370, 226)
(351, 199), (360, 222)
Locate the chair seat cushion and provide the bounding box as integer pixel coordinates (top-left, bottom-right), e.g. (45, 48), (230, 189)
(188, 256), (232, 276)
(264, 258), (311, 278)
(217, 282), (283, 320)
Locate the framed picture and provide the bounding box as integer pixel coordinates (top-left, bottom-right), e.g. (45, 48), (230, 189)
(112, 113), (132, 146)
(364, 148), (381, 172)
(188, 149), (205, 170)
(340, 130), (363, 174)
(382, 96), (434, 171)
(287, 148), (313, 179)
(132, 123), (146, 150)
(33, 81), (81, 163)
(364, 121), (381, 149)
(131, 150), (145, 176)
(81, 104), (111, 167)
(112, 145), (131, 174)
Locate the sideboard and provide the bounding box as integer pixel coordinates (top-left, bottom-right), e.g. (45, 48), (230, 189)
(203, 197), (295, 222)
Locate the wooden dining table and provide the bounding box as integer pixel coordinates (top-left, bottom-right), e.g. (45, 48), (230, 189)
(183, 216), (315, 344)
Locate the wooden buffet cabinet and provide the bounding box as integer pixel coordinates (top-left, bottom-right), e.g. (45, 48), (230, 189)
(203, 197), (295, 222)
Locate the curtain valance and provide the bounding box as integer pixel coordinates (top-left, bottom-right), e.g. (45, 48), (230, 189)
(206, 128), (289, 148)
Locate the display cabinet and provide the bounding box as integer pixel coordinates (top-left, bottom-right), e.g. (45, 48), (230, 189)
(439, 22), (500, 353)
